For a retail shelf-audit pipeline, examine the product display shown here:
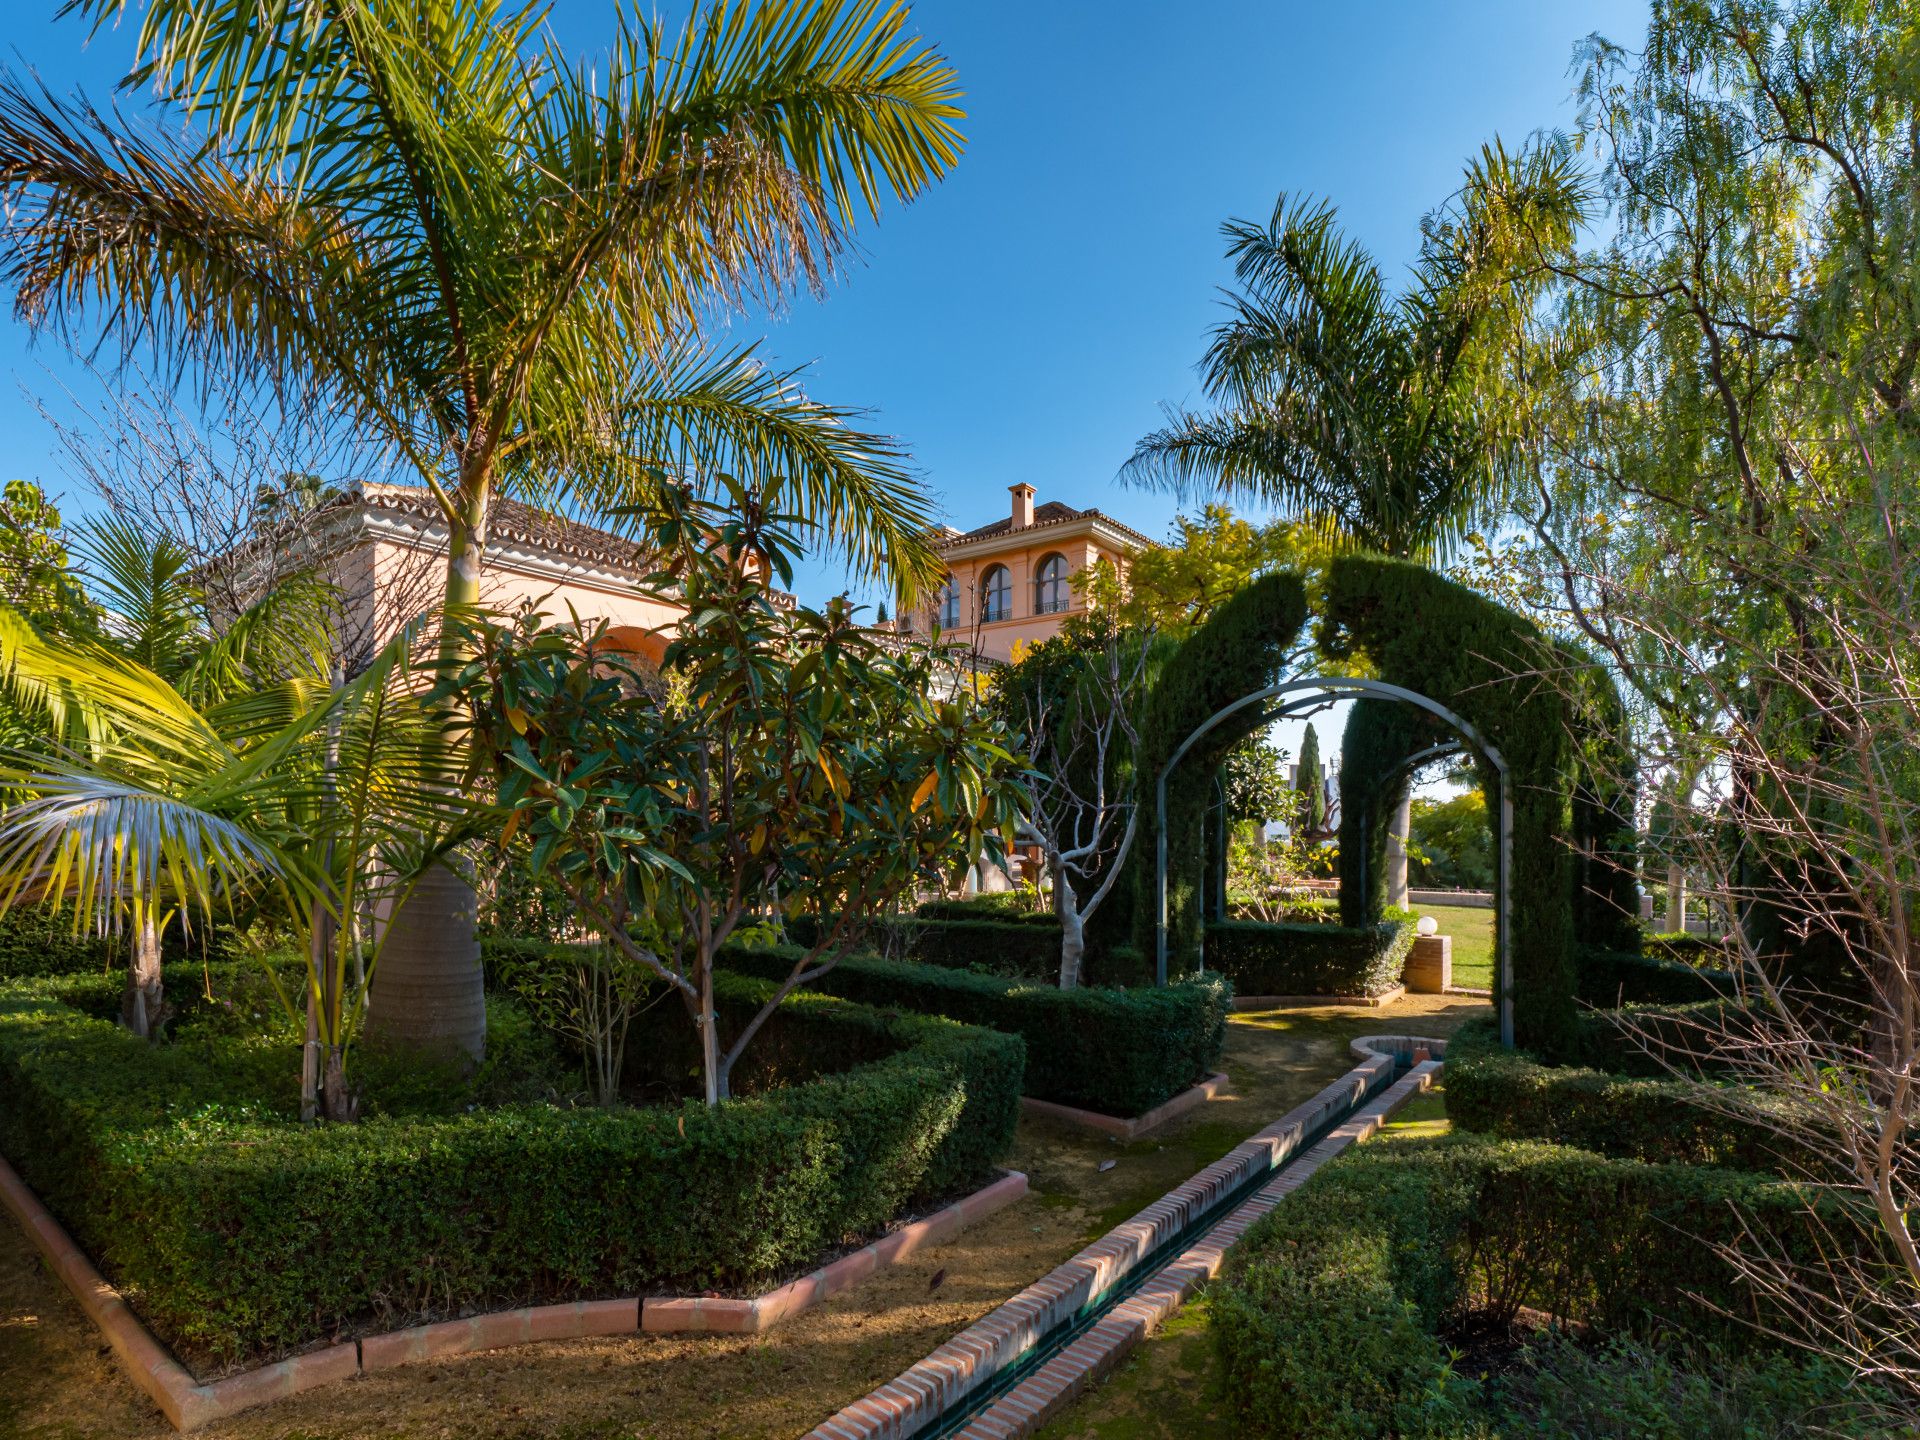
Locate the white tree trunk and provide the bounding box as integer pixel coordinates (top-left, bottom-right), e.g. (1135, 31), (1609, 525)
(1058, 903), (1086, 989)
(1386, 786), (1412, 909)
(1666, 863), (1687, 933)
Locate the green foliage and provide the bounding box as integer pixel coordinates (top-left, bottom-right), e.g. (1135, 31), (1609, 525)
(916, 894), (1052, 923)
(1407, 789), (1493, 889)
(1077, 504), (1326, 634)
(1212, 1132), (1872, 1440)
(1221, 734), (1293, 825)
(13, 0), (972, 607)
(0, 907), (120, 979)
(1443, 1015), (1794, 1171)
(1294, 720), (1327, 834)
(1204, 918), (1413, 998)
(1324, 555), (1640, 1055)
(1484, 1338), (1890, 1440)
(442, 489), (1030, 1101)
(1128, 572), (1311, 968)
(718, 942), (1229, 1118)
(0, 967), (1019, 1364)
(1576, 944), (1737, 1008)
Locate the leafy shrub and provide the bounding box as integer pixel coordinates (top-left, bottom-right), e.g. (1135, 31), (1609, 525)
(1578, 943), (1737, 1007)
(1486, 1337), (1893, 1440)
(0, 970), (1019, 1365)
(784, 912), (1066, 981)
(718, 943), (1228, 1117)
(916, 894), (1053, 923)
(1443, 1015), (1796, 1171)
(1204, 918), (1415, 997)
(1643, 931), (1736, 967)
(1212, 1132), (1870, 1439)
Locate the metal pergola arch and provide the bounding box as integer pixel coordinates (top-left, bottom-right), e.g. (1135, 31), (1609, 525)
(1153, 675), (1515, 1047)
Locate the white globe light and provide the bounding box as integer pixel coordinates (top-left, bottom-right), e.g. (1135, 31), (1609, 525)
(1416, 915), (1439, 936)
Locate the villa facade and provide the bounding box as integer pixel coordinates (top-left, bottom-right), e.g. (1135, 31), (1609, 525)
(897, 484), (1153, 663)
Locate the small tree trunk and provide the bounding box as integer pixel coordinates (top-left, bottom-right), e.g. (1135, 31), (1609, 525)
(120, 915), (166, 1039)
(321, 1045), (357, 1123)
(1386, 786), (1412, 909)
(699, 967), (727, 1106)
(1666, 863), (1687, 933)
(1059, 902), (1086, 989)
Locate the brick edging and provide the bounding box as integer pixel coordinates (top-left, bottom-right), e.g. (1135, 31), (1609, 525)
(641, 1171), (1028, 1334)
(801, 1045), (1419, 1440)
(0, 1149), (1026, 1431)
(948, 1056), (1445, 1438)
(1017, 1073), (1228, 1142)
(1230, 984), (1407, 1010)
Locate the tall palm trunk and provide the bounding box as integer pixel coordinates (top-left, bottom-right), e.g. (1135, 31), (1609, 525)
(367, 478), (492, 1061)
(1386, 785), (1412, 909)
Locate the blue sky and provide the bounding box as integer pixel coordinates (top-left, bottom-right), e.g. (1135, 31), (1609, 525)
(1, 0), (1647, 615)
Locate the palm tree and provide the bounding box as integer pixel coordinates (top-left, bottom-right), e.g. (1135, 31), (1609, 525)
(1124, 150), (1580, 902)
(1123, 145), (1582, 557)
(0, 0), (970, 1050)
(0, 604), (473, 1119)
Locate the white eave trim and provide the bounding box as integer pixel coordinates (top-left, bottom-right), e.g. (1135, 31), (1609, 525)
(933, 515), (1149, 565)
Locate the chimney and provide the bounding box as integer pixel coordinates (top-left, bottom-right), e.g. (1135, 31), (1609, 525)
(1009, 483), (1036, 530)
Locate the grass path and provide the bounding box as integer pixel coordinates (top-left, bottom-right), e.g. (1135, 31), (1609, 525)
(0, 994), (1486, 1440)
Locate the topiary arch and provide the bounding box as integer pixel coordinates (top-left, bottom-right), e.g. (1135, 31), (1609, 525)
(1133, 554), (1638, 1057)
(1321, 555), (1638, 1054)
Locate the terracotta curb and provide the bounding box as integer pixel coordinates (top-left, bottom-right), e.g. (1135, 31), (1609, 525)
(642, 1171), (1029, 1335)
(0, 1148), (1027, 1431)
(1230, 984), (1407, 1010)
(1018, 1073), (1229, 1142)
(801, 1045), (1412, 1440)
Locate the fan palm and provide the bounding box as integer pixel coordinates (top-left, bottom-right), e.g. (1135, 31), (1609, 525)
(0, 605), (477, 1118)
(1123, 144), (1582, 557)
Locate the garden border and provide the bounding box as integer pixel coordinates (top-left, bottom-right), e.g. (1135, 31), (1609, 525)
(0, 1150), (1026, 1431)
(1019, 1073), (1230, 1142)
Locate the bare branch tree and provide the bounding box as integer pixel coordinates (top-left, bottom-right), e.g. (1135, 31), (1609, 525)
(1018, 628), (1151, 988)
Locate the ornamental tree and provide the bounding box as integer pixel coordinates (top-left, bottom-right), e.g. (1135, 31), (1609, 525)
(441, 489), (1029, 1105)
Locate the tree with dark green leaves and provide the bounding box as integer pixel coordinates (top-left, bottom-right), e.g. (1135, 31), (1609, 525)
(441, 485), (1028, 1101)
(1293, 721), (1328, 839)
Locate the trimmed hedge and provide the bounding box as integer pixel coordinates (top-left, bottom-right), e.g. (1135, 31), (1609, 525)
(1212, 1131), (1872, 1440)
(915, 896), (1056, 925)
(778, 911), (1156, 988)
(0, 909), (284, 982)
(1203, 918), (1414, 998)
(0, 969), (1019, 1365)
(1578, 943), (1737, 1007)
(719, 943), (1228, 1118)
(1443, 1014), (1793, 1171)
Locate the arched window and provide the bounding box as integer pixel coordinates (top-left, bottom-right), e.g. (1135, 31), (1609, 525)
(934, 578), (960, 630)
(980, 565), (1012, 623)
(1034, 553), (1069, 614)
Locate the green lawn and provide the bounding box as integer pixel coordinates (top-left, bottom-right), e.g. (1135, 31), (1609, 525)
(1411, 902), (1493, 991)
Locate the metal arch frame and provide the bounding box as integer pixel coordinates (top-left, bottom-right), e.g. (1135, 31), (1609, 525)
(1154, 675), (1515, 1048)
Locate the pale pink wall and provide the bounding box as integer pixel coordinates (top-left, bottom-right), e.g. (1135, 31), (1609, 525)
(919, 534), (1127, 662)
(351, 536), (685, 655)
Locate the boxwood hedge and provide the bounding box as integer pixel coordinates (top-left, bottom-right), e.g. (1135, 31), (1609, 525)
(718, 943), (1228, 1118)
(1212, 1132), (1870, 1440)
(1443, 1014), (1796, 1171)
(1578, 942), (1738, 1007)
(0, 968), (1020, 1366)
(1203, 918), (1415, 998)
